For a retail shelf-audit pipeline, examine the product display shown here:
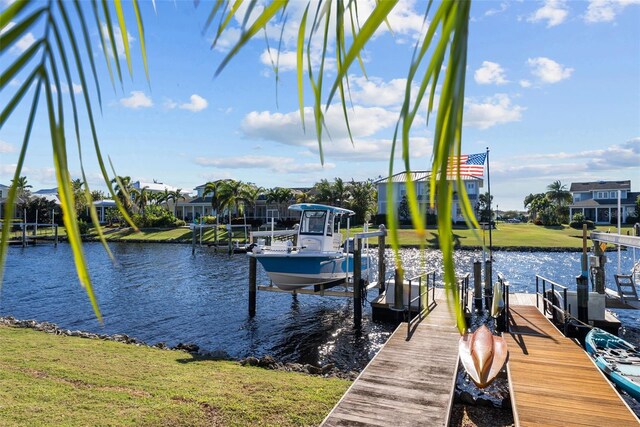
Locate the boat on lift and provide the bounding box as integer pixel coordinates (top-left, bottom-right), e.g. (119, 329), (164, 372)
(247, 203), (369, 291)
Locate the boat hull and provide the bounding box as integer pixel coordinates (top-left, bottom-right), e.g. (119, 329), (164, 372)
(585, 328), (640, 400)
(249, 252), (369, 290)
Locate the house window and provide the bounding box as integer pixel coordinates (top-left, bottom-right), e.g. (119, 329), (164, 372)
(610, 191), (616, 199)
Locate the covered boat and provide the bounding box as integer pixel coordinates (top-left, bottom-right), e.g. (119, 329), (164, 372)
(585, 327), (640, 400)
(248, 204), (369, 291)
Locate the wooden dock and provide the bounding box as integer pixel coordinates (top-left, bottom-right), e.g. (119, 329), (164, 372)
(321, 302), (459, 426)
(505, 304), (640, 426)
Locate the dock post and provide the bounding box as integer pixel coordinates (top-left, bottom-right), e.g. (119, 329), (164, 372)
(378, 224), (386, 295)
(249, 256), (257, 317)
(473, 261), (482, 310)
(484, 260), (492, 310)
(591, 240), (606, 294)
(54, 225), (58, 247)
(22, 223), (26, 248)
(393, 268), (404, 311)
(353, 239), (362, 328)
(577, 224), (589, 322)
(191, 225), (196, 255)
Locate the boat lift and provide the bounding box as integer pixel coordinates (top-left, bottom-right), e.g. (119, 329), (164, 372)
(248, 225), (387, 328)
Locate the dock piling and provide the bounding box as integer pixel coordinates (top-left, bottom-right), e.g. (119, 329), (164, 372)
(353, 240), (362, 328)
(377, 225), (386, 295)
(484, 260), (492, 310)
(249, 256), (257, 317)
(393, 268), (403, 311)
(473, 261), (482, 310)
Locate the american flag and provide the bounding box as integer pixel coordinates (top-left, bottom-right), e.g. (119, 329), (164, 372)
(446, 152), (487, 177)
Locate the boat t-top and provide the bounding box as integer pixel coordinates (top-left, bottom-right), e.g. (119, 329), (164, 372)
(248, 203), (369, 291)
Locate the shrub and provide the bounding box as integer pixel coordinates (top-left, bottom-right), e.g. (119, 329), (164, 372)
(77, 219), (90, 235)
(626, 215), (639, 225)
(570, 219), (595, 229)
(133, 205), (181, 228)
(200, 215), (217, 225)
(572, 213), (585, 223)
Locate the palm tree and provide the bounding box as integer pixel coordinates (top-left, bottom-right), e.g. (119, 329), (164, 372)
(546, 180), (573, 205)
(313, 179), (334, 204)
(203, 180), (227, 244)
(2, 1), (471, 330)
(332, 178), (349, 207)
(112, 176), (135, 214)
(346, 180), (377, 225)
(165, 189), (185, 217)
(133, 186), (150, 215)
(11, 176), (32, 198)
(217, 180), (251, 223)
(244, 185), (264, 221)
(266, 187), (293, 221)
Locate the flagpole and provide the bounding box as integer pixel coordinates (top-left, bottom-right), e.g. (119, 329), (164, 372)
(486, 146), (492, 261)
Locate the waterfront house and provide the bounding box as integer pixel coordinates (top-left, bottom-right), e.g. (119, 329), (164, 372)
(568, 180), (639, 224)
(375, 171), (484, 224)
(175, 184), (305, 223)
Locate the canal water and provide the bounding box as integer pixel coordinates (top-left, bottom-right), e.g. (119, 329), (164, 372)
(1, 242), (638, 373)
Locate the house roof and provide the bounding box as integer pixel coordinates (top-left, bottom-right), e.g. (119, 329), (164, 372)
(34, 187), (58, 195)
(570, 180), (631, 192)
(571, 191), (639, 208)
(133, 181), (181, 193)
(375, 171), (483, 184)
(375, 171), (430, 184)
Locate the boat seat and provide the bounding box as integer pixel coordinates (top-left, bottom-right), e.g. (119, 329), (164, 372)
(614, 274), (638, 303)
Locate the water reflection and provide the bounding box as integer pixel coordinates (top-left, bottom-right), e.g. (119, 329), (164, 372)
(1, 243), (638, 371)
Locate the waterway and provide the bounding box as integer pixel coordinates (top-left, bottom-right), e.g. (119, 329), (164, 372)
(1, 242), (638, 373)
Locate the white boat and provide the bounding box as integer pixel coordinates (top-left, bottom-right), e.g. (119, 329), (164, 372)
(248, 204), (369, 291)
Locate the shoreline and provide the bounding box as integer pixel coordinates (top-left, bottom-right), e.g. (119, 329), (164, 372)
(0, 316), (358, 380)
(76, 235), (624, 253)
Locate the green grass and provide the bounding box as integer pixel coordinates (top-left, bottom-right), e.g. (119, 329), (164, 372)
(0, 326), (349, 426)
(356, 223), (634, 249)
(85, 223), (634, 249)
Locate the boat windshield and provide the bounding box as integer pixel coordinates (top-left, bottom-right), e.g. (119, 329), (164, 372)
(300, 210), (326, 235)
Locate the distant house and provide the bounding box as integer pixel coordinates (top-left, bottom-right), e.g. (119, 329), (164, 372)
(175, 184), (306, 223)
(569, 180), (638, 224)
(375, 171), (484, 223)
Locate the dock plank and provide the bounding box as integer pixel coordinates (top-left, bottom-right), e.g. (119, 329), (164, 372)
(505, 305), (639, 426)
(321, 302), (459, 426)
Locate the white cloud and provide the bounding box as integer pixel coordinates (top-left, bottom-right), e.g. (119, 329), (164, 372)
(528, 0), (569, 27)
(527, 57), (573, 84)
(211, 27), (242, 53)
(240, 104), (431, 162)
(519, 79), (532, 88)
(163, 99), (177, 109)
(494, 138), (640, 180)
(474, 61), (508, 85)
(463, 94), (524, 130)
(101, 24), (135, 58)
(485, 2), (509, 17)
(0, 140), (16, 153)
(242, 105), (398, 144)
(179, 94), (208, 112)
(349, 76), (412, 107)
(119, 91), (153, 109)
(584, 0), (640, 23)
(194, 155), (335, 174)
(2, 22), (36, 55)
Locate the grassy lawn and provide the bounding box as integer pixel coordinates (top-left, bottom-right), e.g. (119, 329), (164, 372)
(82, 222), (634, 249)
(355, 223), (634, 249)
(0, 326), (349, 426)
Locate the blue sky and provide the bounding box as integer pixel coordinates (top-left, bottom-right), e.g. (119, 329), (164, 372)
(1, 0), (639, 210)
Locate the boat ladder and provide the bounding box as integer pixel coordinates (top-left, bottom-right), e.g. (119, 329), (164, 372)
(614, 273), (638, 304)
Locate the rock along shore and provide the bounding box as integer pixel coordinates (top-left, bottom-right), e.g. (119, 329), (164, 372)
(0, 316), (358, 380)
